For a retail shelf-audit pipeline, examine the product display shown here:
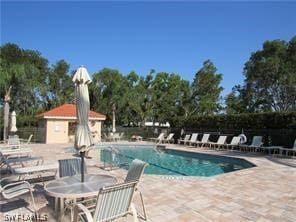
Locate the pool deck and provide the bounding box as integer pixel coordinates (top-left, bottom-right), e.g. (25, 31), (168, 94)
(1, 141), (296, 221)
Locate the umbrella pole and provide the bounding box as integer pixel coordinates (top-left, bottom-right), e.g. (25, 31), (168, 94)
(81, 151), (85, 182)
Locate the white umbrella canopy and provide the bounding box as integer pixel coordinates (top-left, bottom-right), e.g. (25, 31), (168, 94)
(72, 66), (94, 153)
(72, 66), (94, 182)
(10, 111), (17, 133)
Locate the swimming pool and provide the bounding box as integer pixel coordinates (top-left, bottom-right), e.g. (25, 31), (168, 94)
(96, 145), (255, 177)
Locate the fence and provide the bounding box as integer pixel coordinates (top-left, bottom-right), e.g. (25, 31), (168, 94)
(0, 127), (42, 143)
(1, 126), (295, 147)
(172, 127), (296, 147)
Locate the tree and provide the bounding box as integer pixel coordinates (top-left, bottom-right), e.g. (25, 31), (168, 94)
(0, 43), (49, 117)
(90, 68), (127, 126)
(0, 43), (75, 129)
(42, 60), (73, 110)
(243, 36), (296, 112)
(119, 71), (144, 126)
(150, 72), (191, 123)
(225, 85), (247, 114)
(191, 60), (223, 115)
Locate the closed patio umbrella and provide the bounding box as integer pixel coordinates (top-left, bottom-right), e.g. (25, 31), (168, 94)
(10, 111), (17, 133)
(112, 103), (116, 133)
(72, 65), (94, 182)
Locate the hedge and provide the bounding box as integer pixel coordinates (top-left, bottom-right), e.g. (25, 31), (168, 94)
(170, 112), (296, 147)
(171, 112), (296, 129)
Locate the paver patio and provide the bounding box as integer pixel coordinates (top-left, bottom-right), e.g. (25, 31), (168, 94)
(1, 142), (295, 222)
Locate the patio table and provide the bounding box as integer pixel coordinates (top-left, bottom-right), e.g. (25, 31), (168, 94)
(45, 174), (117, 221)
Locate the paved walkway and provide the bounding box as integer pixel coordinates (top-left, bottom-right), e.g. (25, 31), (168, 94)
(1, 142), (296, 222)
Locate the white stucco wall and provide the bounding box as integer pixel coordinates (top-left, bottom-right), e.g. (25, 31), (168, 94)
(38, 118), (103, 144)
(46, 120), (69, 143)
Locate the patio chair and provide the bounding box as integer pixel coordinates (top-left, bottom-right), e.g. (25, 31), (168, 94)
(1, 154), (44, 173)
(58, 158), (88, 220)
(0, 135), (33, 153)
(119, 132), (125, 141)
(239, 136), (263, 152)
(207, 136), (227, 150)
(112, 133), (121, 141)
(178, 134), (191, 145)
(155, 133), (165, 144)
(193, 134), (210, 147)
(186, 133), (198, 146)
(102, 133), (109, 142)
(7, 135), (21, 148)
(0, 177), (37, 213)
(0, 148), (33, 164)
(73, 181), (139, 222)
(58, 158), (87, 177)
(224, 136), (241, 150)
(125, 159), (147, 183)
(124, 159), (148, 221)
(149, 133), (164, 143)
(13, 163), (58, 182)
(162, 133), (175, 143)
(19, 134), (33, 146)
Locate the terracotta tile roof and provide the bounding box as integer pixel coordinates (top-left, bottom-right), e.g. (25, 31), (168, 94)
(36, 104), (106, 120)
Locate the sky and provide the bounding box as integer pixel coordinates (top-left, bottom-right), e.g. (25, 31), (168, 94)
(1, 1), (296, 96)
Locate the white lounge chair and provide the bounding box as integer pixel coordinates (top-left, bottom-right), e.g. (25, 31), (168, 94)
(111, 133), (121, 141)
(0, 148), (32, 159)
(1, 155), (43, 173)
(162, 133), (175, 143)
(186, 133), (198, 146)
(224, 136), (241, 150)
(102, 133), (110, 142)
(73, 181), (139, 222)
(239, 136), (263, 152)
(178, 134), (191, 144)
(207, 136), (227, 149)
(149, 133), (165, 143)
(193, 134), (210, 147)
(19, 134), (33, 146)
(13, 163), (58, 182)
(119, 132), (125, 141)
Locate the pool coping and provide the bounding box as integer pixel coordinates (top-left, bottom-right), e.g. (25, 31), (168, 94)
(93, 141), (296, 183)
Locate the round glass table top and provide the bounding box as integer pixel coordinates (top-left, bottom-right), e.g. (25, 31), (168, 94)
(45, 174), (117, 198)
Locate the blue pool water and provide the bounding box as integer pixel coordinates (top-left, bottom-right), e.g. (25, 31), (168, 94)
(96, 145), (255, 177)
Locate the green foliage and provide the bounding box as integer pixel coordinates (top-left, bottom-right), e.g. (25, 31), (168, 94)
(172, 112), (296, 129)
(0, 43), (73, 127)
(42, 60), (74, 110)
(191, 60), (223, 115)
(0, 43), (49, 115)
(241, 36), (296, 112)
(2, 37), (295, 132)
(225, 85), (248, 114)
(90, 68), (191, 126)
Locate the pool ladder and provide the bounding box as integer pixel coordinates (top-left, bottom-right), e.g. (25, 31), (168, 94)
(101, 146), (129, 171)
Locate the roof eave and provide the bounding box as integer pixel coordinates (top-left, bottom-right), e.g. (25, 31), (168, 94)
(39, 116), (106, 121)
